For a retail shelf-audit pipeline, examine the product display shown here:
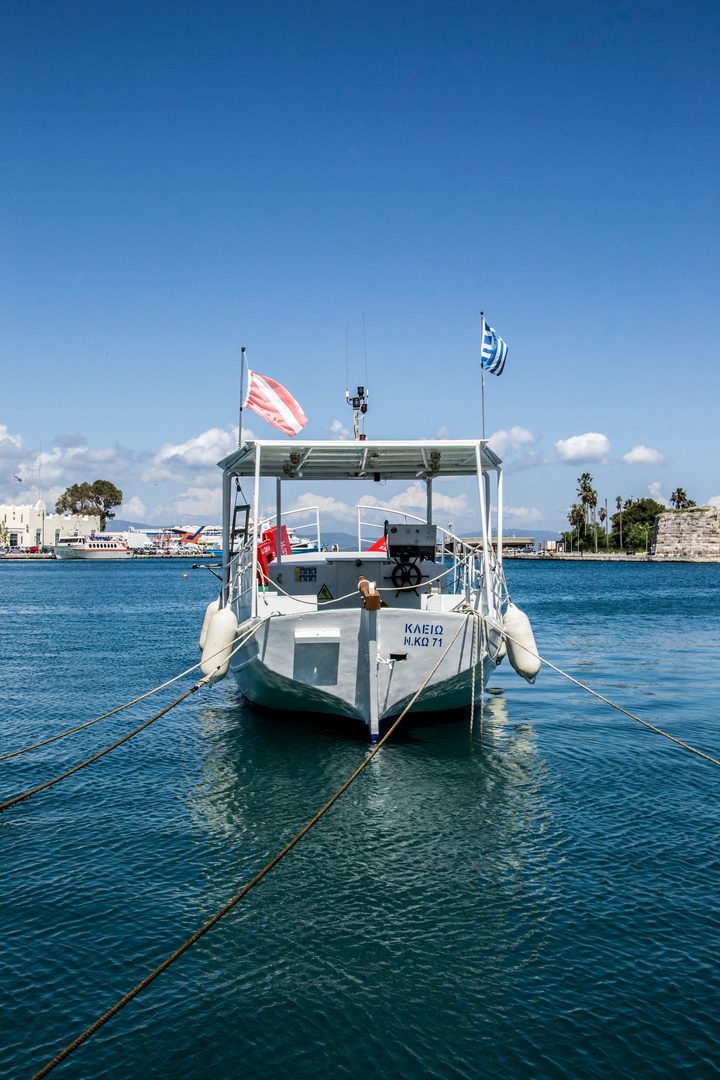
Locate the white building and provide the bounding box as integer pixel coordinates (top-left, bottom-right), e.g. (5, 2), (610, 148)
(0, 501), (101, 549)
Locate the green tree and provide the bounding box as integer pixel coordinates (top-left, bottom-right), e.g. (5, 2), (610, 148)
(577, 473), (593, 525)
(610, 497), (665, 549)
(55, 482), (95, 516)
(670, 487), (696, 510)
(89, 480), (123, 529)
(55, 479), (123, 530)
(568, 503), (585, 551)
(587, 485), (598, 550)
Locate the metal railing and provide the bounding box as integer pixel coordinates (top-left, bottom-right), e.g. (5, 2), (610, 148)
(355, 503), (498, 614)
(259, 505), (321, 552)
(229, 502), (501, 621)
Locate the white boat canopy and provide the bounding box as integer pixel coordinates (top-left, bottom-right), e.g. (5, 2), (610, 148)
(219, 439), (502, 481)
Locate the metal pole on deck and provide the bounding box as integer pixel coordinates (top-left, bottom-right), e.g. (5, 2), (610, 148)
(221, 469), (232, 607)
(251, 446), (261, 618)
(426, 477), (432, 525)
(276, 477), (282, 565)
(496, 468), (503, 567)
(480, 312), (486, 440)
(475, 445), (492, 615)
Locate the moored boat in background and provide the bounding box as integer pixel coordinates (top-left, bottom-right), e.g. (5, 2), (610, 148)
(54, 536), (134, 560)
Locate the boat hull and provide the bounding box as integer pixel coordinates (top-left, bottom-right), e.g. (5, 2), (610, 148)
(230, 608), (500, 736)
(54, 546), (133, 560)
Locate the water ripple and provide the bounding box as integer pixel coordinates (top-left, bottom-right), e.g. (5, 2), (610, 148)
(1, 560), (720, 1078)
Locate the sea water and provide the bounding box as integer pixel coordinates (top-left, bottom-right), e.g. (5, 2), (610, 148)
(1, 559), (719, 1079)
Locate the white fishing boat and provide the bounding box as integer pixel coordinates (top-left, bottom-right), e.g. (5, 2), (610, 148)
(198, 435), (542, 740)
(54, 536), (134, 560)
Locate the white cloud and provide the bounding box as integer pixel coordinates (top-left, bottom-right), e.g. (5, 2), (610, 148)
(26, 443), (135, 497)
(288, 483), (470, 529)
(647, 482), (671, 508)
(120, 496), (147, 519)
(622, 445), (666, 466)
(141, 426), (242, 484)
(554, 432), (611, 463)
(0, 425), (25, 495)
(707, 495), (720, 509)
(289, 492), (355, 521)
(362, 482), (468, 517)
(158, 486), (223, 520)
(328, 419), (350, 440)
(504, 506), (543, 523)
(0, 423), (23, 449)
(488, 426), (536, 457)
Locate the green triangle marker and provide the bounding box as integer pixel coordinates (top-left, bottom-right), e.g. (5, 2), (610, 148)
(316, 584), (333, 601)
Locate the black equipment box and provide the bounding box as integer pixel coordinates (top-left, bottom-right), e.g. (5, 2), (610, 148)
(386, 524), (437, 561)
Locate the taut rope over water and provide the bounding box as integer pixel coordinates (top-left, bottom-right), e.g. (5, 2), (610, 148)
(28, 619), (468, 1080)
(0, 621), (268, 812)
(468, 610), (720, 769)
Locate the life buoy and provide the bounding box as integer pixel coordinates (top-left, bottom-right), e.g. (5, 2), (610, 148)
(256, 539), (274, 584)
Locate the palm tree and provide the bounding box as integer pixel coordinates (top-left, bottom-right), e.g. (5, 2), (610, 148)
(586, 485), (598, 551)
(670, 487), (696, 510)
(577, 473), (593, 526)
(615, 495), (623, 549)
(599, 506), (607, 548)
(568, 503), (585, 552)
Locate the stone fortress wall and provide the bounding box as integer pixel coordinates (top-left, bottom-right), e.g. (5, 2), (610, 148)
(652, 506), (720, 559)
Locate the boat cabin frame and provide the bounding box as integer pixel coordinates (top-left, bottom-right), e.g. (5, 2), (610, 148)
(218, 439), (504, 619)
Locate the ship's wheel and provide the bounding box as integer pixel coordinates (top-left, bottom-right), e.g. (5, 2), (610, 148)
(386, 559), (424, 597)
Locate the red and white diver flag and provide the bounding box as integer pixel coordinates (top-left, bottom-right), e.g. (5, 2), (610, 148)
(244, 369), (308, 437)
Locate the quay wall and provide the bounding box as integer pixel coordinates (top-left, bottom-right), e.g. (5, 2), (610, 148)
(652, 506), (720, 559)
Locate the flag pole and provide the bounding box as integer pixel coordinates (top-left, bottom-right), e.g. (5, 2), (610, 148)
(238, 347), (246, 449)
(480, 311), (486, 440)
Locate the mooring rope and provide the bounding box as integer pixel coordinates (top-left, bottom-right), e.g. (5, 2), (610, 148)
(480, 622), (485, 746)
(0, 617), (269, 765)
(468, 610), (720, 769)
(469, 615), (477, 741)
(0, 620), (269, 813)
(0, 684), (203, 815)
(28, 618), (468, 1080)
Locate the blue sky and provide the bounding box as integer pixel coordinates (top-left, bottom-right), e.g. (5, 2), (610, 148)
(1, 0), (718, 531)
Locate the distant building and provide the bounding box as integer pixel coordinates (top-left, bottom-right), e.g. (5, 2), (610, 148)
(462, 535), (536, 554)
(0, 501), (101, 549)
(538, 539), (564, 552)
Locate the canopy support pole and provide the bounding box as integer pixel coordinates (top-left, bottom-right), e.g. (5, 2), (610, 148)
(276, 477), (282, 565)
(251, 447), (261, 617)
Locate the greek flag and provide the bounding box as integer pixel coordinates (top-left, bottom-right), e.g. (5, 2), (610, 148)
(481, 322), (508, 376)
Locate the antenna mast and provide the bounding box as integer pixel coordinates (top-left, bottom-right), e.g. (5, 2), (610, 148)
(346, 383), (369, 440)
(346, 318), (369, 440)
(238, 347), (246, 449)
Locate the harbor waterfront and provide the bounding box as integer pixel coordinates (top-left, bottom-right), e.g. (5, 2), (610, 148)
(2, 559), (720, 1079)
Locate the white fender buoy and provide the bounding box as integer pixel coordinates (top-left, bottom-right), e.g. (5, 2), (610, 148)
(503, 603), (540, 684)
(201, 606), (238, 685)
(495, 635), (507, 665)
(199, 598), (221, 651)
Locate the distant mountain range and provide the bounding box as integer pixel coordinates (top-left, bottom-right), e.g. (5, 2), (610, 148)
(110, 519), (161, 530)
(108, 522), (562, 546)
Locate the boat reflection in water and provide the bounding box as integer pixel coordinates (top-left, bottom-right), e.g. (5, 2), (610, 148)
(182, 686), (563, 1067)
